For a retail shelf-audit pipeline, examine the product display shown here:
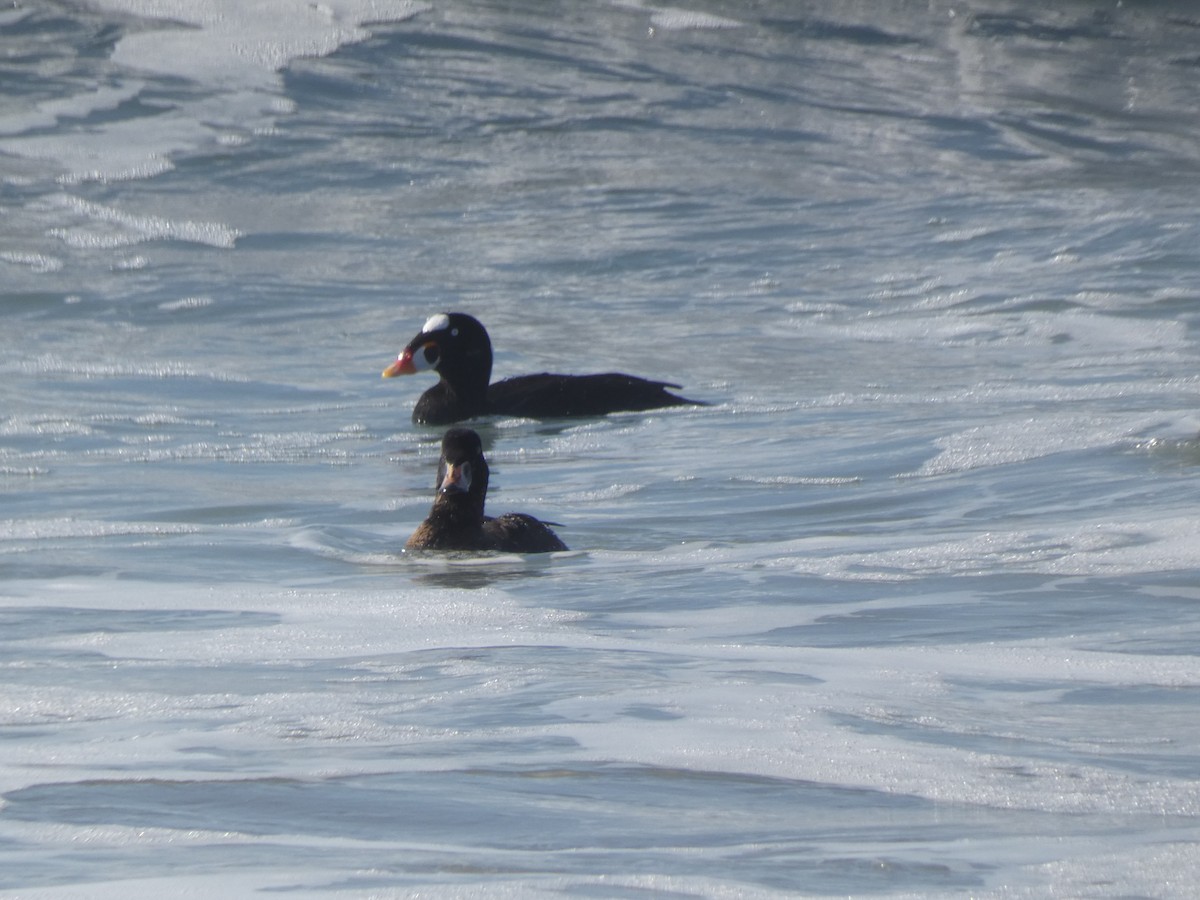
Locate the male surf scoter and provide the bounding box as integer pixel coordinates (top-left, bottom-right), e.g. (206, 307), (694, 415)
(405, 427), (567, 553)
(382, 312), (702, 425)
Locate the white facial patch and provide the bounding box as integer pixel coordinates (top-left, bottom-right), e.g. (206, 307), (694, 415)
(439, 460), (471, 493)
(422, 313), (450, 334)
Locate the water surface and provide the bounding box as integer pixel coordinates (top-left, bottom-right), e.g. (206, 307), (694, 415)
(4, 1), (1200, 896)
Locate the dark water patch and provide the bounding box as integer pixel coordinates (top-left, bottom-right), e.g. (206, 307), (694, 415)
(966, 13), (1118, 44)
(761, 17), (924, 48)
(0, 765), (1040, 893)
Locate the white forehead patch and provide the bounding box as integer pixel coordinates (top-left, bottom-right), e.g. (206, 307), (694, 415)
(422, 313), (450, 334)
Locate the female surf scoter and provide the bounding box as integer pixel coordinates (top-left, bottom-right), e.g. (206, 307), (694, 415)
(382, 312), (702, 425)
(405, 427), (567, 553)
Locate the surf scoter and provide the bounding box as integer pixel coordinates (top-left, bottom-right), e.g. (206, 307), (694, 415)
(382, 312), (703, 425)
(405, 427), (567, 553)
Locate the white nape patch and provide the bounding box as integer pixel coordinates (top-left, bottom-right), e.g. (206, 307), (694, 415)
(422, 313), (450, 334)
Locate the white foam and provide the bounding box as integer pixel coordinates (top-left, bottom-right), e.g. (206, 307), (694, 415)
(0, 416), (94, 437)
(0, 518), (200, 544)
(3, 561), (1198, 896)
(157, 296), (215, 312)
(0, 83), (145, 138)
(585, 502), (1200, 581)
(0, 251), (64, 274)
(0, 0), (427, 183)
(649, 8), (742, 30)
(97, 1), (425, 87)
(111, 255), (149, 271)
(562, 482), (645, 502)
(15, 352), (231, 381)
(532, 609), (1200, 815)
(0, 466), (49, 477)
(0, 577), (584, 666)
(45, 195), (239, 249)
(731, 474), (862, 486)
(916, 411), (1167, 476)
(2, 122), (184, 184)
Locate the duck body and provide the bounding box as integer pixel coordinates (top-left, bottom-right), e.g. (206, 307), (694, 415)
(384, 312), (702, 425)
(483, 511), (569, 554)
(405, 427), (567, 554)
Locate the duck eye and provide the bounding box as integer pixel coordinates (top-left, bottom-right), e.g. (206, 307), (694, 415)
(450, 327), (459, 337)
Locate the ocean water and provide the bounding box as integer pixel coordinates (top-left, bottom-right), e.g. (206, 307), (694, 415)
(4, 0), (1200, 896)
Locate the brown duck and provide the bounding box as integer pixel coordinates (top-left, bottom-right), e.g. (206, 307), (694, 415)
(406, 427), (567, 553)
